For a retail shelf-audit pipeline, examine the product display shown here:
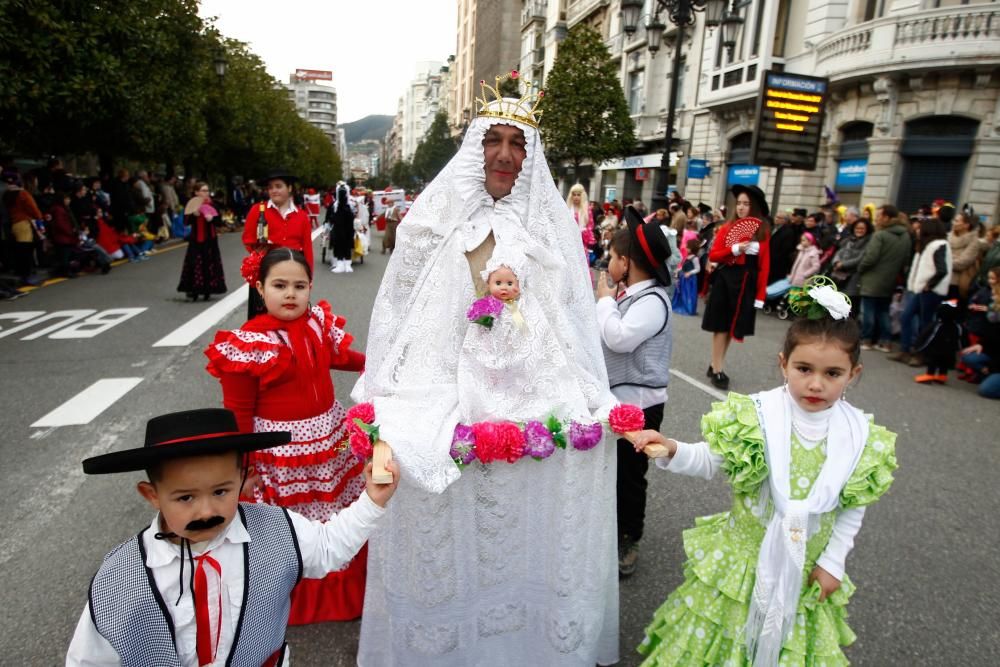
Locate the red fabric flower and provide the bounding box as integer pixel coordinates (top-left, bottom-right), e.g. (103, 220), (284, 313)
(349, 431), (373, 460)
(471, 421), (525, 463)
(240, 251), (265, 285)
(345, 402), (375, 425)
(608, 404), (645, 434)
(496, 422), (525, 463)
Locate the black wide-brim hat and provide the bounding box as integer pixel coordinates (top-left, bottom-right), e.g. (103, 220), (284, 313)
(730, 184), (770, 219)
(82, 408), (290, 475)
(260, 169), (297, 186)
(624, 206), (673, 286)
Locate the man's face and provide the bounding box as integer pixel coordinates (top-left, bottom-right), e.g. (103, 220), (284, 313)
(482, 124), (526, 200)
(137, 452), (243, 544)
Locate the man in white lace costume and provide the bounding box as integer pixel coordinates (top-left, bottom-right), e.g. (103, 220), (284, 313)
(352, 85), (620, 666)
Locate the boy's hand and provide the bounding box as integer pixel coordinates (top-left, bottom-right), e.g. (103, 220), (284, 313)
(364, 458), (400, 508)
(628, 430), (676, 458)
(596, 271), (617, 299)
(808, 566), (841, 601)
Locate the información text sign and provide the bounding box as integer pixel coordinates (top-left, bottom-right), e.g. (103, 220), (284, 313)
(750, 70), (829, 171)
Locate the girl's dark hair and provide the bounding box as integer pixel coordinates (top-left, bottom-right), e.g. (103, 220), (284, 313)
(853, 218), (873, 237)
(685, 237), (701, 254)
(916, 218), (947, 252)
(611, 227), (656, 278)
(783, 316), (862, 367)
(259, 246), (311, 282)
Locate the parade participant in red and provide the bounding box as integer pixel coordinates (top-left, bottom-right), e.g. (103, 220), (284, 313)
(205, 247), (368, 624)
(303, 187), (321, 230)
(701, 184), (771, 390)
(242, 170), (314, 319)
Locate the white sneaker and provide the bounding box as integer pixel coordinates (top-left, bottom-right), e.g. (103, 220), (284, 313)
(344, 261), (354, 273)
(331, 259), (345, 273)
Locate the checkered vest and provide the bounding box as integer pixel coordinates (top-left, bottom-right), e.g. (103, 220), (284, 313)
(88, 503), (302, 667)
(602, 285), (672, 390)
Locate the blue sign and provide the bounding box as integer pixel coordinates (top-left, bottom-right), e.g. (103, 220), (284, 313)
(687, 159), (710, 179)
(727, 164), (760, 186)
(836, 159), (868, 188)
(766, 72), (828, 94)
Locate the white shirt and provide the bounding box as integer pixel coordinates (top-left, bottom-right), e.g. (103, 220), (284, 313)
(656, 441), (865, 581)
(595, 278), (669, 409)
(266, 199), (299, 219)
(66, 493), (385, 666)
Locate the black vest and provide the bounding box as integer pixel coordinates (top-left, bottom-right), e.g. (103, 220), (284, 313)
(88, 503), (302, 666)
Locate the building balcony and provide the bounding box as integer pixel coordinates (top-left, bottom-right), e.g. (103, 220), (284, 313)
(605, 32), (623, 60)
(522, 0), (547, 29)
(566, 0), (608, 28)
(814, 5), (1000, 82)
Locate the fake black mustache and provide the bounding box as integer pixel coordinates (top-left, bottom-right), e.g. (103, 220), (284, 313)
(185, 516), (225, 531)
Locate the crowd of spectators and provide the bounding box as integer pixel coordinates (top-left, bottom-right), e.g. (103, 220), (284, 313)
(0, 158), (270, 299)
(582, 190), (1000, 400)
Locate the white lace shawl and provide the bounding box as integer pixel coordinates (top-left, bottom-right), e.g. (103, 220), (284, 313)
(351, 115), (615, 493)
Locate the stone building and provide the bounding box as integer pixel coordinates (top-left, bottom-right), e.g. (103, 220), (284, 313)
(283, 75), (339, 145)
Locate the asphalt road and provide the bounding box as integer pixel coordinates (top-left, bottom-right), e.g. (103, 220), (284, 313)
(1, 224), (997, 666)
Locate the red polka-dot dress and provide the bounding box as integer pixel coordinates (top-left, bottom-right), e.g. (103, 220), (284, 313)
(205, 301), (367, 624)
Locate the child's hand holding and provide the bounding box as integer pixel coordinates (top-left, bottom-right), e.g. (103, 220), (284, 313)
(628, 430), (677, 458)
(808, 566), (841, 601)
(364, 457), (400, 508)
(596, 271), (617, 300)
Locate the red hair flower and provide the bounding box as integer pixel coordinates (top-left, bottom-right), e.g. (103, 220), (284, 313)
(240, 251), (264, 285)
(608, 404), (645, 434)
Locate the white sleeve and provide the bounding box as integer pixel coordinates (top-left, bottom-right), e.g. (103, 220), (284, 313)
(653, 440), (723, 480)
(815, 506), (867, 581)
(595, 293), (667, 354)
(66, 604), (121, 666)
(291, 492), (386, 579)
(731, 243), (742, 256)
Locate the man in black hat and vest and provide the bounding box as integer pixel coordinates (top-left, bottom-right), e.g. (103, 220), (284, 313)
(67, 408), (398, 666)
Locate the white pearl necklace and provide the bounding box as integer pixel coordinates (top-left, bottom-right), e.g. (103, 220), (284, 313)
(791, 418), (828, 444)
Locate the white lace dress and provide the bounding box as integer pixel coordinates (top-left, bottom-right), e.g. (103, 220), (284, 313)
(353, 112), (619, 666)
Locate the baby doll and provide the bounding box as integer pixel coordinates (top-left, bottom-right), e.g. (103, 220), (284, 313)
(457, 246), (590, 424)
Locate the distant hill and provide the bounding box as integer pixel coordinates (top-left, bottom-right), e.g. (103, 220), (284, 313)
(342, 115), (393, 144)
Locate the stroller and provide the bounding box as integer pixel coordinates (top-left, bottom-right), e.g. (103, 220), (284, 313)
(763, 278), (792, 319)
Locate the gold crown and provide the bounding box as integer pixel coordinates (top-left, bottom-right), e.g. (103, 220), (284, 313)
(476, 70), (545, 129)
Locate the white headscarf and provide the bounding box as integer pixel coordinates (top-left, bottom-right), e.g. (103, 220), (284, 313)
(352, 112), (615, 493)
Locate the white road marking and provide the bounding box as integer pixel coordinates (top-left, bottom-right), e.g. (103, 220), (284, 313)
(48, 307), (146, 339)
(311, 226), (324, 241)
(0, 310), (94, 339)
(152, 284), (249, 347)
(670, 368), (728, 401)
(31, 378), (144, 428)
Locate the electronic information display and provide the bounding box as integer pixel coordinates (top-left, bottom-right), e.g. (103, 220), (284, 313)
(750, 70), (829, 170)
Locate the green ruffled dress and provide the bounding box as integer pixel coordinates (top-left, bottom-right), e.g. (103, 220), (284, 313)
(638, 393), (897, 667)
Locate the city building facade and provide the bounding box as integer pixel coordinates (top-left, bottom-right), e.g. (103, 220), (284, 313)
(518, 0), (1000, 223)
(283, 74), (339, 145)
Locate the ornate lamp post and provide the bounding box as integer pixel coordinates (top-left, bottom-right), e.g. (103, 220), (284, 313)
(621, 0), (743, 210)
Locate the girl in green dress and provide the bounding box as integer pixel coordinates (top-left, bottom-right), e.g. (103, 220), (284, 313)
(630, 279), (897, 666)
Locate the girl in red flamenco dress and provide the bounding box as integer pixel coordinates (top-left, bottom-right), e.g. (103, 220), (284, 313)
(205, 246), (367, 624)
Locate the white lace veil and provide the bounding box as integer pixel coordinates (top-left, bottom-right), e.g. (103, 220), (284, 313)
(352, 113), (615, 493)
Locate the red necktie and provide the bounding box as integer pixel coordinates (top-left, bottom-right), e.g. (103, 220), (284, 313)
(193, 553), (223, 666)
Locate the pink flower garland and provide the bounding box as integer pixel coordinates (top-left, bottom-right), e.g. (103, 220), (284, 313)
(344, 402), (377, 460)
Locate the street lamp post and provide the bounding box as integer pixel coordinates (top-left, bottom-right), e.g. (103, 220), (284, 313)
(621, 0), (741, 211)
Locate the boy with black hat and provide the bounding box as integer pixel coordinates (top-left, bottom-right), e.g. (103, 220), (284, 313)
(595, 206), (674, 577)
(67, 408), (398, 666)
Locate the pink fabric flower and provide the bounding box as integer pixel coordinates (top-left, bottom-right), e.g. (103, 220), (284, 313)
(608, 404), (645, 434)
(450, 424), (477, 465)
(523, 421), (555, 459)
(345, 402), (376, 425)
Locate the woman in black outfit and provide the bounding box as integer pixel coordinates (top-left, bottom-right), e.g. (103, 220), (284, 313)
(329, 185), (355, 274)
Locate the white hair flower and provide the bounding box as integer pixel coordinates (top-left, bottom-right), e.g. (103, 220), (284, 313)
(808, 284), (851, 320)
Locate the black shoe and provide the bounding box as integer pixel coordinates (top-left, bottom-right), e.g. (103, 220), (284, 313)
(618, 537), (640, 578)
(706, 364), (714, 378)
(710, 371), (730, 390)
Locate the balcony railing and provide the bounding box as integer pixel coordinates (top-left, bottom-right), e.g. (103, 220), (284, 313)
(895, 7), (998, 46)
(521, 0), (547, 28)
(814, 5), (1000, 79)
(566, 0), (608, 28)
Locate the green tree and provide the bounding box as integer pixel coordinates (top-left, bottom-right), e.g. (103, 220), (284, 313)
(389, 161), (416, 190)
(411, 111), (457, 183)
(539, 24), (636, 175)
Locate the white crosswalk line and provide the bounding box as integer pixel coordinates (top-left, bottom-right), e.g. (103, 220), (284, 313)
(152, 284), (249, 347)
(669, 368), (727, 401)
(31, 378), (143, 428)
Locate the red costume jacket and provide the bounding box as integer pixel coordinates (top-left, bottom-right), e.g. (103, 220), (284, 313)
(242, 202), (314, 270)
(708, 217), (771, 303)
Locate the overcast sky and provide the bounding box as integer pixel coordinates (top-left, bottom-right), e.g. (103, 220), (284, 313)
(198, 0), (458, 124)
